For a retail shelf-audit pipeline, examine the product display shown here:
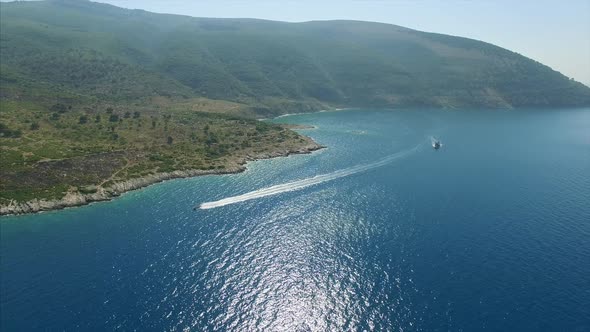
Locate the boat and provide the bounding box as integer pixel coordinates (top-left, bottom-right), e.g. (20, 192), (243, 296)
(433, 141), (441, 150)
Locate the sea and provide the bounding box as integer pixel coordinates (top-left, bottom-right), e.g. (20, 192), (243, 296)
(1, 108), (589, 331)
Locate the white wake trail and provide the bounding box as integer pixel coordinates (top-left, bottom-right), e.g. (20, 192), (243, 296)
(198, 144), (422, 210)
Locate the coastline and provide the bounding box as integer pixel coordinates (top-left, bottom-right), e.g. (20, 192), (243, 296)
(0, 140), (324, 217)
(274, 107), (351, 118)
(258, 107), (352, 121)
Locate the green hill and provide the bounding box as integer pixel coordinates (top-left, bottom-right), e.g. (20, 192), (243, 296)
(2, 0), (589, 112)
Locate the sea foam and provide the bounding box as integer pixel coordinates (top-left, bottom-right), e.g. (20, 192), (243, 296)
(199, 143), (422, 209)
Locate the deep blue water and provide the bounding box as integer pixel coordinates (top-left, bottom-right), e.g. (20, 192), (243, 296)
(1, 108), (590, 331)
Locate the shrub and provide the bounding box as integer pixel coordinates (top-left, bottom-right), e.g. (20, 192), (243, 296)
(0, 123), (22, 138)
(50, 103), (67, 113)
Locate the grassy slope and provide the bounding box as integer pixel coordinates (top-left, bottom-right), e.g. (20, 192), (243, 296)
(0, 99), (316, 204)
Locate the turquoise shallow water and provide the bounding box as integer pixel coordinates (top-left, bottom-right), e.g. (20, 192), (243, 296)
(1, 108), (590, 331)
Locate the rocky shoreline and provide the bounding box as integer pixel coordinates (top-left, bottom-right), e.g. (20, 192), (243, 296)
(0, 142), (324, 216)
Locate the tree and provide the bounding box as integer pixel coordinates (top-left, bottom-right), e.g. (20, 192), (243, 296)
(79, 115), (88, 124)
(30, 122), (40, 130)
(50, 113), (60, 120)
(167, 136), (174, 145)
(124, 111), (131, 119)
(106, 107), (114, 114)
(95, 114), (101, 123)
(133, 111), (141, 119)
(109, 114), (119, 122)
(50, 103), (67, 113)
(0, 123), (22, 138)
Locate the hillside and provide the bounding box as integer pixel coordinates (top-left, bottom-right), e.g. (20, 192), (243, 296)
(1, 0), (589, 112)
